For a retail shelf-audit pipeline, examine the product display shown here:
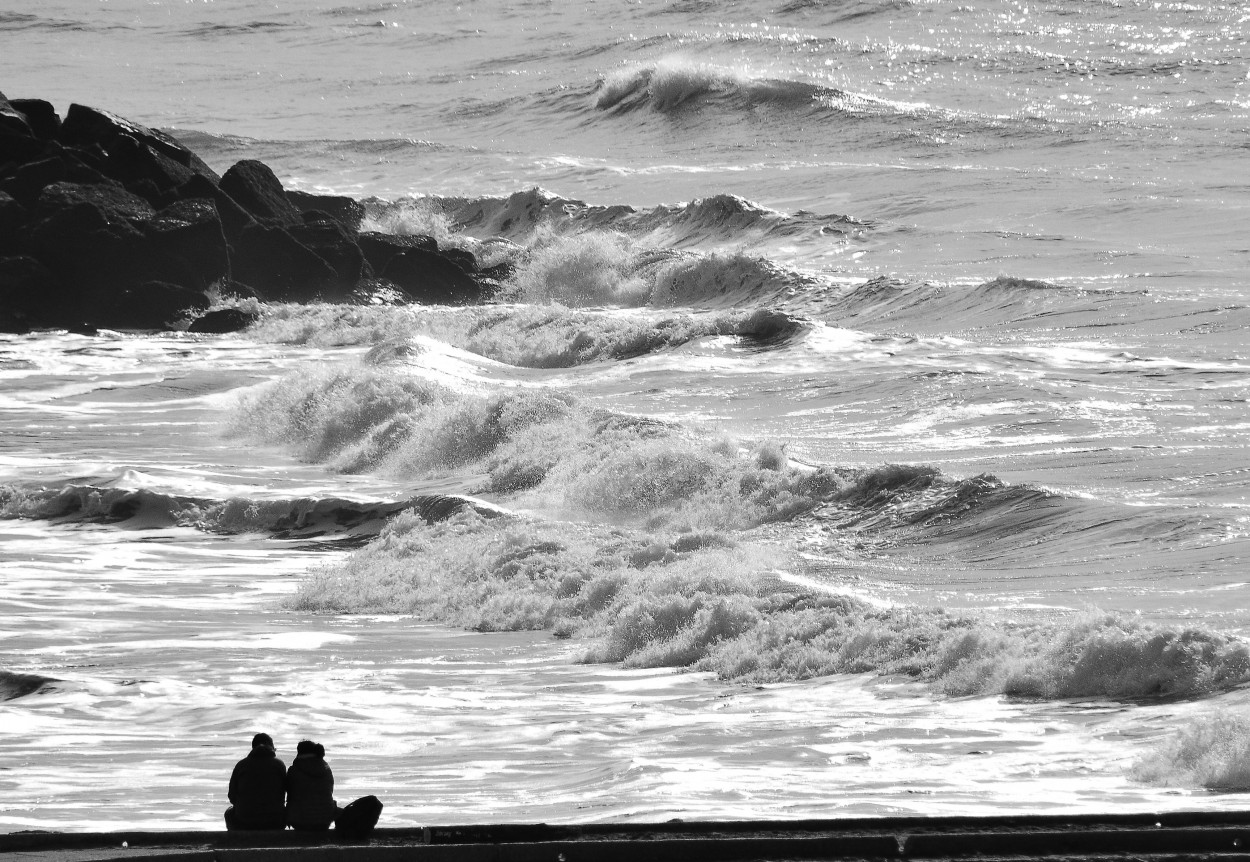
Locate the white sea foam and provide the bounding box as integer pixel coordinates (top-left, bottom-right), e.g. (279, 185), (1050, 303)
(1132, 710), (1250, 790)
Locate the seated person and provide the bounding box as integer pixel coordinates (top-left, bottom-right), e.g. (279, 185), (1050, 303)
(224, 733), (286, 830)
(285, 740), (338, 831)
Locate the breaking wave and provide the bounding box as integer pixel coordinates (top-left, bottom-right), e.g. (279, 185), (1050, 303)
(223, 360), (1250, 704)
(395, 188), (866, 247)
(291, 506), (1250, 702)
(0, 479), (492, 539)
(594, 58), (840, 114)
(246, 300), (812, 367)
(1132, 711), (1250, 791)
(228, 361), (839, 527)
(496, 230), (814, 309)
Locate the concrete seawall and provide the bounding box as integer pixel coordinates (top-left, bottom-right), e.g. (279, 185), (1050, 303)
(7, 811), (1250, 862)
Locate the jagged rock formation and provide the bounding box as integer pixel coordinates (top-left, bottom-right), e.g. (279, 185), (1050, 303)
(0, 93), (495, 333)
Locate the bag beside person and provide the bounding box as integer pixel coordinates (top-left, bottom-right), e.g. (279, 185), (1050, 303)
(335, 794), (383, 837)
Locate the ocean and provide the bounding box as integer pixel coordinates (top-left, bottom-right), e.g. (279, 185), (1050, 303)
(3, 0), (1250, 832)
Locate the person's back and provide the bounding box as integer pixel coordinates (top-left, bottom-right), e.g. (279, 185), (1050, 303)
(225, 733), (286, 830)
(285, 740), (337, 831)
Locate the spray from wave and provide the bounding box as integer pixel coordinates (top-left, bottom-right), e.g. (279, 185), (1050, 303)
(1132, 711), (1250, 791)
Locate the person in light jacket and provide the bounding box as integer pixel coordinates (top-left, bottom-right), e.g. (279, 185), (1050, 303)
(285, 739), (338, 831)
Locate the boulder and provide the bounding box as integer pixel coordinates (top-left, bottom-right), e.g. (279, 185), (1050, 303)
(58, 103), (219, 184)
(1, 150), (110, 207)
(103, 133), (195, 206)
(287, 220), (365, 299)
(439, 245), (479, 273)
(94, 280), (209, 330)
(0, 191), (26, 255)
(219, 159), (301, 224)
(288, 189), (364, 231)
(175, 173), (255, 242)
(231, 222), (337, 301)
(0, 96), (33, 140)
(381, 246), (481, 305)
(0, 96), (42, 165)
(25, 183), (162, 315)
(357, 231), (437, 274)
(33, 180), (155, 227)
(0, 255), (60, 331)
(188, 306), (259, 334)
(9, 99), (61, 141)
(144, 198), (230, 291)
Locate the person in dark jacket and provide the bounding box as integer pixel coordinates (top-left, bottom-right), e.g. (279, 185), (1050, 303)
(285, 740), (338, 831)
(225, 733), (287, 830)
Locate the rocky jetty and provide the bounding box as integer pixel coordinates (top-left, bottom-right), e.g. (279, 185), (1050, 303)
(0, 93), (497, 334)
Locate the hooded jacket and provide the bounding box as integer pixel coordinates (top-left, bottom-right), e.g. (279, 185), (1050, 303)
(285, 753), (337, 830)
(228, 746), (286, 828)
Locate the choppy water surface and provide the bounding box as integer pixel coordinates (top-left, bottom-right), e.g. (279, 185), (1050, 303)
(4, 0), (1250, 832)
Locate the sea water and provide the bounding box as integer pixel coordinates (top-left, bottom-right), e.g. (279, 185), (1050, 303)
(3, 0), (1250, 832)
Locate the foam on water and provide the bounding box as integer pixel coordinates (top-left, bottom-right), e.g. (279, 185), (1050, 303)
(1133, 710), (1250, 791)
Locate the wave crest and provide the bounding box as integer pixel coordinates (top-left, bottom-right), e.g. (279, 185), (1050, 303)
(0, 479), (491, 538)
(595, 59), (834, 114)
(823, 275), (1150, 331)
(423, 187), (865, 247)
(246, 302), (812, 368)
(290, 509), (1250, 702)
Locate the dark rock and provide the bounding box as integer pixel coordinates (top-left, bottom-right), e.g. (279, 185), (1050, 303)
(219, 160), (301, 224)
(357, 231), (437, 274)
(231, 222), (337, 301)
(175, 174), (255, 242)
(126, 178), (177, 211)
(0, 96), (34, 140)
(58, 103), (219, 184)
(288, 189), (364, 231)
(381, 246), (481, 305)
(287, 220), (365, 299)
(144, 198), (230, 291)
(9, 99), (61, 141)
(104, 133), (195, 205)
(25, 183), (163, 318)
(0, 191), (26, 255)
(188, 306), (259, 334)
(33, 181), (154, 227)
(95, 280), (209, 330)
(440, 246), (478, 273)
(0, 255), (60, 332)
(2, 152), (110, 208)
(0, 95), (42, 165)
